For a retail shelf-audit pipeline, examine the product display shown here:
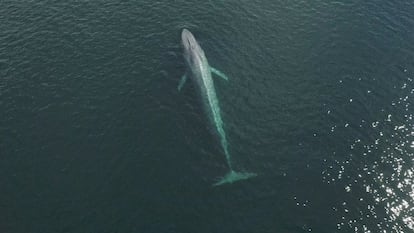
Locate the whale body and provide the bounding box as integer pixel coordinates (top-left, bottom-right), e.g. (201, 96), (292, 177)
(178, 29), (256, 186)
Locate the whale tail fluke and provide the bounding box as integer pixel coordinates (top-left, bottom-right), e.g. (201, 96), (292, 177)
(213, 170), (257, 186)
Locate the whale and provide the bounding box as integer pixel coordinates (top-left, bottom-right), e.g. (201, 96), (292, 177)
(178, 29), (256, 186)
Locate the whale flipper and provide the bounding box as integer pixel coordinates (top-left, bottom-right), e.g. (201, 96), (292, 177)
(213, 170), (257, 186)
(177, 73), (188, 91)
(210, 67), (229, 81)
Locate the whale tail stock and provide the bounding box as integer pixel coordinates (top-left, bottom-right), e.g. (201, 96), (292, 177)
(213, 170), (257, 186)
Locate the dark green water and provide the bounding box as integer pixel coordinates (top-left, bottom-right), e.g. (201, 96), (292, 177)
(1, 1), (414, 232)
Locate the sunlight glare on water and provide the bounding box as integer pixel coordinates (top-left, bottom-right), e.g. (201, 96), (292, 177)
(322, 71), (414, 232)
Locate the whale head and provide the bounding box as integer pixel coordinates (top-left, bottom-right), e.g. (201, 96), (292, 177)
(181, 29), (204, 63)
(181, 29), (197, 51)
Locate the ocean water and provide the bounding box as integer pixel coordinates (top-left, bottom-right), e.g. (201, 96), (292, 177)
(1, 0), (413, 232)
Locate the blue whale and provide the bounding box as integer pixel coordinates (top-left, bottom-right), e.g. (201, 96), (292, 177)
(178, 29), (256, 186)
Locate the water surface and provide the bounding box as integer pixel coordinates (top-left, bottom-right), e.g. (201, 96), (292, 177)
(1, 0), (414, 232)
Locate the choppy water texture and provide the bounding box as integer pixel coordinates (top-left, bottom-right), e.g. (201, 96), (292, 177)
(1, 0), (414, 232)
